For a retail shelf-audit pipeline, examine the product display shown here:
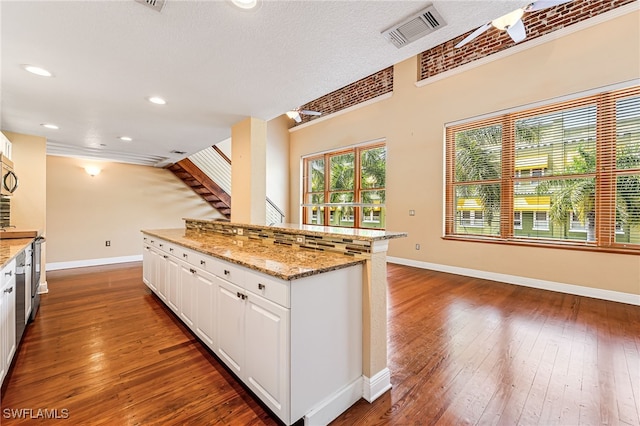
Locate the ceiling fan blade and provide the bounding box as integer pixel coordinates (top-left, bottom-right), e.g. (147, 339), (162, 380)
(454, 22), (491, 48)
(525, 0), (572, 12)
(507, 18), (527, 43)
(300, 110), (321, 116)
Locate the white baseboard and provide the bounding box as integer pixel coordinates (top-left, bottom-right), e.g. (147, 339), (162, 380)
(304, 377), (363, 426)
(387, 256), (640, 306)
(46, 255), (143, 271)
(362, 368), (392, 403)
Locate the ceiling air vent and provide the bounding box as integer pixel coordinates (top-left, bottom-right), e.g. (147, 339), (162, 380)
(381, 5), (446, 48)
(135, 0), (166, 13)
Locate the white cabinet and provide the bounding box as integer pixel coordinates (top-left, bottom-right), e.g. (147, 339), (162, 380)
(141, 233), (363, 425)
(178, 262), (196, 330)
(215, 278), (245, 375)
(215, 275), (290, 421)
(194, 268), (216, 349)
(1, 259), (17, 385)
(244, 288), (290, 420)
(166, 256), (181, 314)
(142, 244), (157, 292)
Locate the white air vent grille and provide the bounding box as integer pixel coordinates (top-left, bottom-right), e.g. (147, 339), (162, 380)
(135, 0), (166, 13)
(382, 5), (446, 48)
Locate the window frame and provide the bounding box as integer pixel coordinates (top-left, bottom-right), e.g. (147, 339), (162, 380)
(445, 85), (640, 254)
(302, 142), (386, 229)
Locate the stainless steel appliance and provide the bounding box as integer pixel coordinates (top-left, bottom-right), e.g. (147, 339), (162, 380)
(15, 250), (26, 342)
(0, 154), (18, 196)
(30, 236), (44, 321)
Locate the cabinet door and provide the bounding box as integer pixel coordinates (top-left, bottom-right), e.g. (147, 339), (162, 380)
(215, 277), (244, 375)
(166, 256), (181, 314)
(194, 269), (216, 349)
(179, 263), (196, 329)
(142, 245), (157, 291)
(244, 293), (290, 423)
(155, 254), (168, 301)
(2, 269), (16, 373)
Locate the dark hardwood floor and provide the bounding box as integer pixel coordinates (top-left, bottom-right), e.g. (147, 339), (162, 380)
(2, 262), (639, 425)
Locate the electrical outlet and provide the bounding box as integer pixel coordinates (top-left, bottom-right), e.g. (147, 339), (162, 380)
(409, 210), (416, 216)
(237, 228), (244, 236)
(106, 240), (111, 247)
(296, 235), (305, 245)
(415, 243), (420, 250)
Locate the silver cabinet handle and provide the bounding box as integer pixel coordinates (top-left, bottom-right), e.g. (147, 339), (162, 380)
(169, 248), (174, 252)
(190, 268), (196, 274)
(4, 287), (13, 293)
(183, 253), (188, 259)
(258, 283), (265, 290)
(224, 270), (230, 276)
(163, 255), (168, 259)
(4, 270), (12, 277)
(200, 260), (206, 266)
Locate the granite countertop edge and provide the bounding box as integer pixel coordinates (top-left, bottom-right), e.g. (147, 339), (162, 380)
(142, 229), (364, 281)
(0, 237), (36, 270)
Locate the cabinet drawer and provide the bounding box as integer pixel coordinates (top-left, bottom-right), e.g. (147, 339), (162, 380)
(245, 271), (289, 308)
(200, 257), (244, 286)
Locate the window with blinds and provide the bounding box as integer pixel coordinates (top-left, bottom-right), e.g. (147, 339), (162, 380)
(445, 85), (640, 252)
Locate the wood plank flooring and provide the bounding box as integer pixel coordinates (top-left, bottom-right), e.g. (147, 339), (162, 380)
(1, 262), (639, 425)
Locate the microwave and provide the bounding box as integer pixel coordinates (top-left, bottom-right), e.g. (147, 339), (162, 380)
(1, 155), (18, 195)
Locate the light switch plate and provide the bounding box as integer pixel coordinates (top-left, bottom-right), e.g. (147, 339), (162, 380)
(296, 236), (305, 245)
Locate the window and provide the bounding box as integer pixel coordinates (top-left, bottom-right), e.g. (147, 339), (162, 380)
(532, 211), (549, 231)
(514, 211), (522, 229)
(303, 143), (386, 229)
(445, 85), (640, 252)
(459, 210), (484, 227)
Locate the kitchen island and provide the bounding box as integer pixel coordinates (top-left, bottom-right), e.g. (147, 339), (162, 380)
(142, 219), (406, 425)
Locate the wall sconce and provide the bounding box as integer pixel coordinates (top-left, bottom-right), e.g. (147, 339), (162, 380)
(85, 166), (101, 177)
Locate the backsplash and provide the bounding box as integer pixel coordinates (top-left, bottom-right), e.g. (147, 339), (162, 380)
(185, 219), (372, 259)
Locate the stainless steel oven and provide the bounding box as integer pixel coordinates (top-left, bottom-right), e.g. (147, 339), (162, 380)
(30, 236), (44, 321)
(1, 154), (18, 196)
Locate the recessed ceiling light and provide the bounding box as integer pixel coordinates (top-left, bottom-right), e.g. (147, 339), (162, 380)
(231, 0), (259, 9)
(22, 65), (53, 77)
(41, 123), (59, 130)
(119, 136), (133, 142)
(147, 96), (167, 105)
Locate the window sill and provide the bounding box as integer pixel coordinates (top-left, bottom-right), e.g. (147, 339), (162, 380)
(442, 235), (640, 255)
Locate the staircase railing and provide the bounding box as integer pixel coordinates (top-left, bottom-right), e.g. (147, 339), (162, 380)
(188, 145), (285, 224)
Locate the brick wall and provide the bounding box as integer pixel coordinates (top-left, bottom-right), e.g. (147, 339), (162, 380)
(294, 0), (636, 127)
(419, 0), (636, 80)
(294, 66), (393, 126)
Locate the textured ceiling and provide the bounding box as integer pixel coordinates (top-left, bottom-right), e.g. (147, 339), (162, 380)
(0, 0), (523, 166)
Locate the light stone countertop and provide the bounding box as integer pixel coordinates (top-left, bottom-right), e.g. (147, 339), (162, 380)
(142, 228), (365, 281)
(0, 238), (34, 270)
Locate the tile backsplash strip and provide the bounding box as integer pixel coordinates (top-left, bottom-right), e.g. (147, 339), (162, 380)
(185, 219), (372, 259)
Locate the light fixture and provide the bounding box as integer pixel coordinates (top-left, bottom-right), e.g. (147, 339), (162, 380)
(22, 65), (53, 77)
(41, 123), (59, 130)
(231, 0), (258, 9)
(147, 96), (167, 105)
(491, 8), (525, 30)
(84, 166), (101, 177)
(119, 136), (133, 142)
